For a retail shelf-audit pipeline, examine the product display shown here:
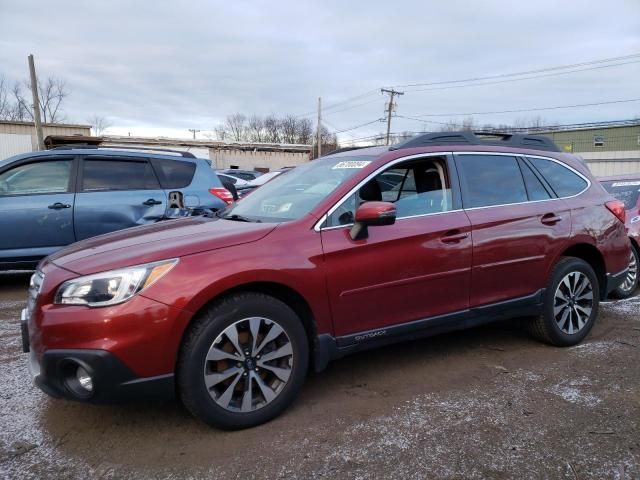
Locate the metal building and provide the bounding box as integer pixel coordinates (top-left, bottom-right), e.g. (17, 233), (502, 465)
(539, 122), (640, 176)
(0, 120), (92, 160)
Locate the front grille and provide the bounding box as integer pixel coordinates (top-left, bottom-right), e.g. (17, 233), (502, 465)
(26, 270), (44, 320)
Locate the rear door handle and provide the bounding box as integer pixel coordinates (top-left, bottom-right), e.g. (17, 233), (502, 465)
(143, 198), (162, 206)
(48, 202), (71, 209)
(541, 213), (563, 225)
(440, 230), (469, 244)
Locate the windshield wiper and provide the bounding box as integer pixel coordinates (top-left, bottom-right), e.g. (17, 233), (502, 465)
(220, 213), (261, 223)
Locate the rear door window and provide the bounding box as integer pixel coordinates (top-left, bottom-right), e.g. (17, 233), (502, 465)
(150, 158), (196, 189)
(527, 157), (587, 197)
(457, 154), (527, 208)
(81, 159), (160, 191)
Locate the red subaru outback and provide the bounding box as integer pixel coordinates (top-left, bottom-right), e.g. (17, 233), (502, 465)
(22, 132), (630, 429)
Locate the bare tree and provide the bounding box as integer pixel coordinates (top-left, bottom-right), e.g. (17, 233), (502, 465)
(246, 114), (265, 142)
(12, 76), (69, 123)
(263, 114), (280, 143)
(225, 113), (246, 142)
(297, 118), (313, 144)
(280, 115), (299, 144)
(212, 124), (227, 141)
(0, 76), (11, 120)
(87, 115), (112, 136)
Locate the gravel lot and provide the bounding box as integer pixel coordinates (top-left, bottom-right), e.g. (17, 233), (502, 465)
(1, 272), (638, 479)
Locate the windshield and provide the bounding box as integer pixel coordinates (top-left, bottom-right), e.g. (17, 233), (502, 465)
(601, 180), (640, 210)
(220, 156), (375, 222)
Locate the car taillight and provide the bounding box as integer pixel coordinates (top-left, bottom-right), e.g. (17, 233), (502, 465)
(605, 200), (626, 224)
(209, 187), (234, 205)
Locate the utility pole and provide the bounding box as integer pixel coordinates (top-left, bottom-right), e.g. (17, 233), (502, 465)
(381, 88), (404, 145)
(188, 129), (201, 139)
(316, 97), (322, 158)
(28, 54), (44, 150)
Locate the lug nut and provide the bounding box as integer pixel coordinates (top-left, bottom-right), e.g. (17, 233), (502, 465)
(254, 368), (259, 372)
(243, 372), (248, 376)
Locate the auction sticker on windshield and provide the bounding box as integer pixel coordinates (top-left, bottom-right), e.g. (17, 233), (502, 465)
(332, 161), (372, 169)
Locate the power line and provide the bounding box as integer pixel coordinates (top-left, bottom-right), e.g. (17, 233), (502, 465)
(403, 60), (640, 93)
(406, 98), (640, 118)
(326, 117), (385, 134)
(295, 89), (380, 118)
(388, 53), (640, 89)
(340, 118), (640, 145)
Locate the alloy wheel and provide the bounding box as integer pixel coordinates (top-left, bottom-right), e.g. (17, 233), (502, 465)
(203, 317), (293, 413)
(553, 271), (594, 334)
(619, 250), (638, 294)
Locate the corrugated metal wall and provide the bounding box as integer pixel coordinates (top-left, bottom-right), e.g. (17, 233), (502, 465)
(0, 122), (91, 159)
(209, 149), (309, 170)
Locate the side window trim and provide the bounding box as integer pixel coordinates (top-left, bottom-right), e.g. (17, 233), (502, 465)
(79, 156), (161, 192)
(315, 152), (460, 232)
(454, 152), (589, 210)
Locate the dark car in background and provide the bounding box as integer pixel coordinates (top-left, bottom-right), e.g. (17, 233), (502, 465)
(0, 146), (231, 270)
(600, 174), (640, 298)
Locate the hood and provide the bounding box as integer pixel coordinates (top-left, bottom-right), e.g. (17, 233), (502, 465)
(48, 216), (277, 274)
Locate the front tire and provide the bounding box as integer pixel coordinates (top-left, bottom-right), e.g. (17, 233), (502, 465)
(528, 257), (599, 346)
(177, 293), (309, 429)
(611, 246), (639, 299)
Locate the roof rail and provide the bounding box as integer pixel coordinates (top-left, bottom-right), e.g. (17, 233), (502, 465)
(49, 144), (197, 158)
(389, 131), (561, 153)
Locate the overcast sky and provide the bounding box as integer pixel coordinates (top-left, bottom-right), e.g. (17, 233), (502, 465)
(1, 0), (639, 141)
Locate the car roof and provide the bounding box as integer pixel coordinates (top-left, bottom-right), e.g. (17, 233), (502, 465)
(1, 148), (204, 168)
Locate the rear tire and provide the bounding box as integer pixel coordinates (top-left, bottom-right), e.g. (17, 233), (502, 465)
(177, 292), (309, 429)
(610, 246), (639, 299)
(528, 257), (599, 346)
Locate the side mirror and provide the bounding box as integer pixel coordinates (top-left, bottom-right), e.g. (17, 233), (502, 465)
(350, 201), (396, 240)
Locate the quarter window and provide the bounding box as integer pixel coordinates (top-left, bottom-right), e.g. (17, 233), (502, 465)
(527, 157), (587, 197)
(0, 160), (72, 196)
(150, 159), (196, 189)
(457, 154), (527, 208)
(519, 159), (552, 201)
(82, 159), (160, 191)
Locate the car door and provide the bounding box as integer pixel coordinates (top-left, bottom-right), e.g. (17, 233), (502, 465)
(455, 153), (572, 307)
(320, 154), (472, 337)
(0, 157), (76, 260)
(74, 156), (167, 241)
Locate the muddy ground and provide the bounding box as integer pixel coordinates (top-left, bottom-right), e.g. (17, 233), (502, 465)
(0, 272), (638, 479)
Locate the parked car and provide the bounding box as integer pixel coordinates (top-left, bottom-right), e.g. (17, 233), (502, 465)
(0, 146), (232, 270)
(236, 168), (291, 198)
(23, 132), (630, 429)
(600, 174), (640, 298)
(216, 172), (251, 188)
(220, 169), (263, 182)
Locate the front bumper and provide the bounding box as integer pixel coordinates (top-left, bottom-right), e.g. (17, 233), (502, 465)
(28, 347), (175, 403)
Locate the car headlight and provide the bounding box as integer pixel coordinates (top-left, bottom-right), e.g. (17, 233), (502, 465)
(54, 259), (178, 307)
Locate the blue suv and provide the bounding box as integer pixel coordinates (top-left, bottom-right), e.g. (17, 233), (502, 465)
(0, 146), (230, 270)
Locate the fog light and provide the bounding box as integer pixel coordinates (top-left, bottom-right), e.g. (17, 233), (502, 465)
(76, 366), (93, 392)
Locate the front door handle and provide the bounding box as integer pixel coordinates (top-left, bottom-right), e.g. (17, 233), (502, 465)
(440, 230), (469, 244)
(48, 202), (71, 209)
(143, 198), (162, 206)
(541, 213), (563, 225)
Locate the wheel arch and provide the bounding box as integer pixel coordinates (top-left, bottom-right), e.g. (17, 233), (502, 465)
(558, 243), (607, 299)
(176, 281), (319, 370)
